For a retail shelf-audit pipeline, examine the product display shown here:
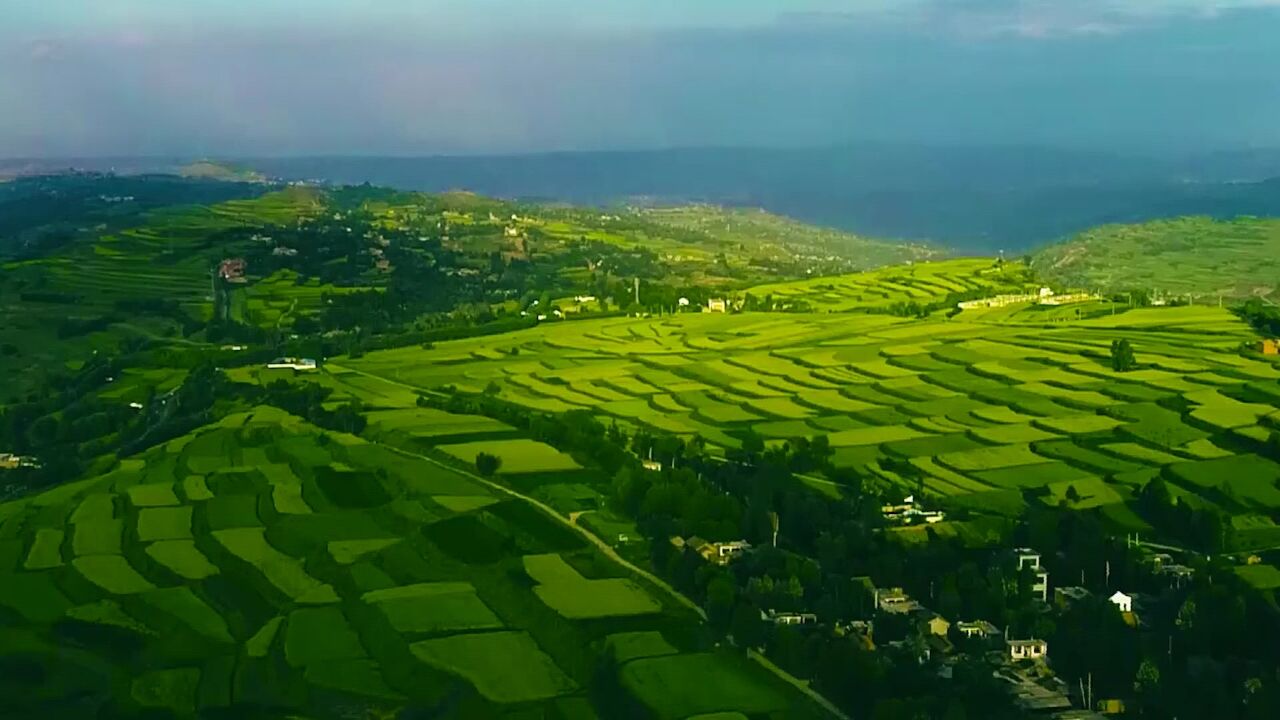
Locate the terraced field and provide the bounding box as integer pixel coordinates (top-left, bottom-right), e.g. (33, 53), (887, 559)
(0, 405), (823, 717)
(341, 270), (1280, 545)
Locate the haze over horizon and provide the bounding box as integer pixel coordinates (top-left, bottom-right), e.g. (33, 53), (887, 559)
(5, 1), (1280, 159)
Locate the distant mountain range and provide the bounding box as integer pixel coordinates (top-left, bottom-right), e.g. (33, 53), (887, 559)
(6, 145), (1280, 251)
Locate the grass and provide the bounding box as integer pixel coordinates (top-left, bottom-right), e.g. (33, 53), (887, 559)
(438, 438), (583, 474)
(524, 553), (662, 619)
(284, 607), (366, 667)
(72, 555), (157, 594)
(136, 507), (193, 541)
(1235, 564), (1280, 590)
(362, 582), (503, 634)
(620, 652), (790, 720)
(409, 631), (576, 703)
(145, 540), (220, 580)
(212, 527), (339, 604)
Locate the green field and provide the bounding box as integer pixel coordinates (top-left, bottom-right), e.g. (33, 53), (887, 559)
(337, 271), (1280, 544)
(0, 406), (815, 717)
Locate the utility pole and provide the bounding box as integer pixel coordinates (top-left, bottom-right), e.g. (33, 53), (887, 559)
(634, 277), (640, 307)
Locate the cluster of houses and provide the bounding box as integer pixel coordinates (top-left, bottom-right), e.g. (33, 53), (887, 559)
(957, 287), (1099, 310)
(881, 495), (946, 526)
(671, 536), (753, 567)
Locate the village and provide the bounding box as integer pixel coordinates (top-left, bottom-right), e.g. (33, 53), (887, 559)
(665, 492), (1213, 719)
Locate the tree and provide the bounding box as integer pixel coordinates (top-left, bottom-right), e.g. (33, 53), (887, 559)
(1065, 484), (1081, 504)
(475, 452), (501, 477)
(1110, 338), (1137, 372)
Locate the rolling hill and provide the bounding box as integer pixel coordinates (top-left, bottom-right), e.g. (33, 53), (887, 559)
(1033, 215), (1280, 299)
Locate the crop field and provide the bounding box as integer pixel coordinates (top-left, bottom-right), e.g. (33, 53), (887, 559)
(0, 405), (818, 717)
(339, 262), (1280, 545)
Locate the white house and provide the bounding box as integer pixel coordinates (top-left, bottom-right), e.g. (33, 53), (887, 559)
(706, 298), (727, 313)
(678, 297), (690, 307)
(1007, 638), (1048, 662)
(1013, 548), (1049, 603)
(1109, 591), (1133, 613)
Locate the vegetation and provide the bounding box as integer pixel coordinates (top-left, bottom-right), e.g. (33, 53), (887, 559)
(4, 173), (1280, 719)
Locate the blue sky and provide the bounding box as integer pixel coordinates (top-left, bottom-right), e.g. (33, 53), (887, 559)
(4, 1), (1280, 156)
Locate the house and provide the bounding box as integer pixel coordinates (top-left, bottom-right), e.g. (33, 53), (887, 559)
(574, 295), (596, 303)
(217, 258), (247, 283)
(685, 538), (751, 566)
(1156, 563), (1195, 587)
(876, 588), (921, 614)
(706, 298), (727, 313)
(678, 297), (690, 307)
(1259, 339), (1279, 356)
(641, 459), (662, 471)
(1054, 586), (1091, 608)
(767, 610), (819, 626)
(1007, 638), (1048, 662)
(881, 495), (946, 525)
(956, 620), (1000, 640)
(1013, 548), (1050, 602)
(266, 357), (318, 372)
(923, 613), (951, 637)
(1108, 591), (1133, 613)
(0, 453), (38, 470)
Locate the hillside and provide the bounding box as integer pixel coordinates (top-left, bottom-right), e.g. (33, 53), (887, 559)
(1033, 216), (1280, 299)
(5, 175), (1280, 719)
(0, 174), (928, 400)
(0, 405), (828, 718)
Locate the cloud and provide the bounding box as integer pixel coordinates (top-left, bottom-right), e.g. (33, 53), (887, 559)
(782, 0), (1280, 38)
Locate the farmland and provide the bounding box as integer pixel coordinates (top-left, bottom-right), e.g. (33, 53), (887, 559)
(0, 404), (827, 718)
(338, 263), (1280, 550)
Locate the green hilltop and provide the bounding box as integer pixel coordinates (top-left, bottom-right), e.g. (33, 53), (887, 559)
(1033, 215), (1280, 300)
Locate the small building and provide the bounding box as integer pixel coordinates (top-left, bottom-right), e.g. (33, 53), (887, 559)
(1108, 591), (1133, 613)
(1259, 339), (1278, 356)
(876, 588), (921, 614)
(706, 298), (727, 313)
(574, 295), (596, 303)
(686, 538), (751, 566)
(266, 357), (318, 372)
(641, 459), (662, 472)
(1156, 563), (1194, 588)
(1013, 548), (1050, 602)
(882, 495), (946, 525)
(678, 297), (690, 307)
(218, 258), (247, 283)
(956, 619), (1000, 640)
(767, 610), (819, 626)
(923, 613), (951, 637)
(1007, 638), (1048, 662)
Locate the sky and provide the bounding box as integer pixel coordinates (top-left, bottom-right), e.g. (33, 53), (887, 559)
(3, 1), (1280, 157)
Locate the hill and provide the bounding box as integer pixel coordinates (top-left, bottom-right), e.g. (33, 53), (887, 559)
(0, 174), (931, 400)
(244, 148), (1280, 250)
(1033, 216), (1280, 299)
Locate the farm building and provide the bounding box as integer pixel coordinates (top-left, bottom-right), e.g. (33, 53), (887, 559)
(1007, 638), (1048, 662)
(706, 298), (728, 313)
(1259, 339), (1278, 355)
